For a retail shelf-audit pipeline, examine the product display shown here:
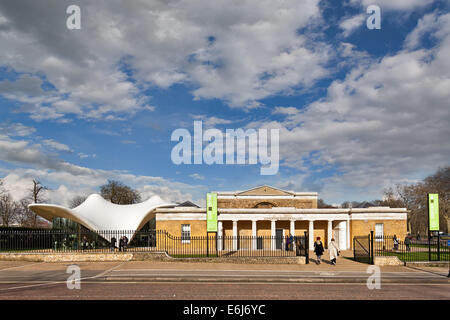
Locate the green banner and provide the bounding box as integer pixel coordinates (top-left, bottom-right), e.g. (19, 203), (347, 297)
(428, 193), (439, 231)
(206, 192), (218, 232)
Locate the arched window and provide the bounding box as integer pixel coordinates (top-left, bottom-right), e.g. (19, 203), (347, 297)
(253, 202), (276, 208)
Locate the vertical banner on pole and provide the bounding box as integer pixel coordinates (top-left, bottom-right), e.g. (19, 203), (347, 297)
(428, 193), (439, 231)
(206, 193), (218, 232)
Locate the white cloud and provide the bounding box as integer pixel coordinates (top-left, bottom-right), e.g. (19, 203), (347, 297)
(191, 115), (234, 128)
(42, 139), (73, 153)
(272, 106), (301, 115)
(0, 0), (330, 116)
(189, 173), (205, 180)
(247, 12), (450, 202)
(78, 153), (96, 159)
(349, 0), (434, 11)
(0, 134), (205, 206)
(339, 14), (365, 37)
(0, 122), (36, 137)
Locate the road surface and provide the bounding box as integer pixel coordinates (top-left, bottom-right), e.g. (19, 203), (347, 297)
(0, 260), (448, 300)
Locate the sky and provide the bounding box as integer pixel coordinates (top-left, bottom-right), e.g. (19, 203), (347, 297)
(0, 0), (449, 207)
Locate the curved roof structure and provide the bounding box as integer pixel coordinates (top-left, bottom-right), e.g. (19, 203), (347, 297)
(28, 194), (175, 239)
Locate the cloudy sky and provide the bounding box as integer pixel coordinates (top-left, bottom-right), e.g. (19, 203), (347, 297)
(0, 0), (449, 206)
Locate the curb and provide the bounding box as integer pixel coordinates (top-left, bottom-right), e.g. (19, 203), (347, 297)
(101, 276), (450, 284)
(405, 262), (449, 268)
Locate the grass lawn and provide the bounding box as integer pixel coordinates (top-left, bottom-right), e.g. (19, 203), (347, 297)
(380, 251), (449, 262)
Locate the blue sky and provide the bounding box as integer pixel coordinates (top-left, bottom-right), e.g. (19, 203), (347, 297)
(0, 0), (449, 206)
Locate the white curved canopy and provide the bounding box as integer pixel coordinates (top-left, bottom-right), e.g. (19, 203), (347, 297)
(28, 194), (175, 236)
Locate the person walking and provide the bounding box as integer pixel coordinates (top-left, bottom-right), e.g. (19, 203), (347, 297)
(393, 235), (399, 251)
(119, 236), (124, 252)
(329, 238), (340, 265)
(110, 237), (117, 252)
(289, 233), (294, 251)
(404, 234), (411, 252)
(123, 235), (128, 252)
(313, 237), (324, 264)
(82, 236), (88, 251)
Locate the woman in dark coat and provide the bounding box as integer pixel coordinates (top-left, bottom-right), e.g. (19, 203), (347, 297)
(110, 237), (117, 252)
(313, 237), (324, 264)
(119, 237), (124, 252)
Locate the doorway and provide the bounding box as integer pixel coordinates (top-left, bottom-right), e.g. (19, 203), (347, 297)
(275, 228), (284, 250)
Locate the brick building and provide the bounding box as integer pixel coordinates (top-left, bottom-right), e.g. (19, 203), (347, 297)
(155, 185), (408, 250)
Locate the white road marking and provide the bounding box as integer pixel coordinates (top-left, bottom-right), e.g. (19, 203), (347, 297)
(0, 262), (46, 271)
(0, 261), (127, 291)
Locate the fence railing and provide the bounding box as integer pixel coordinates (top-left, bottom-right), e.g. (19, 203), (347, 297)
(353, 232), (450, 264)
(0, 229), (165, 253)
(373, 235), (449, 263)
(0, 229), (309, 260)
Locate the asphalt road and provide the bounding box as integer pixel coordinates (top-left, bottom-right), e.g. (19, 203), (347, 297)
(0, 261), (448, 300)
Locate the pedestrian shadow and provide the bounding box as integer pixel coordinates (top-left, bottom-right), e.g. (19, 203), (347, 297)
(310, 258), (333, 265)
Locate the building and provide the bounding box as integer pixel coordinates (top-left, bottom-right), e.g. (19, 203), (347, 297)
(155, 185), (408, 250)
(28, 185), (408, 250)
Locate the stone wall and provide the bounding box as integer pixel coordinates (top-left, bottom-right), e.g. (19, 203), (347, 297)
(0, 252), (305, 264)
(374, 256), (403, 266)
(0, 253), (133, 262)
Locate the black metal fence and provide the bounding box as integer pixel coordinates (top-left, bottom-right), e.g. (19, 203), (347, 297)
(353, 232), (450, 264)
(0, 229), (164, 253)
(0, 229), (309, 261)
(163, 233), (308, 259)
(373, 234), (449, 263)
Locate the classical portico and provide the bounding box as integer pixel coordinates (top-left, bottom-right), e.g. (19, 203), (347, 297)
(216, 210), (351, 250)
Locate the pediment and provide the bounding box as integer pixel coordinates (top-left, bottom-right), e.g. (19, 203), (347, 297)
(237, 185), (294, 196)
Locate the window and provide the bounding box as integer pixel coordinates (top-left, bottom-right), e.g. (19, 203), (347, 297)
(375, 223), (384, 242)
(181, 224), (191, 243)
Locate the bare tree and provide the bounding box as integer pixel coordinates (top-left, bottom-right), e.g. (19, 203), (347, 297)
(70, 195), (88, 209)
(100, 180), (141, 205)
(0, 178), (6, 197)
(390, 166), (450, 235)
(0, 194), (20, 227)
(26, 179), (48, 227)
(29, 179), (48, 204)
(15, 199), (35, 227)
(318, 199), (336, 208)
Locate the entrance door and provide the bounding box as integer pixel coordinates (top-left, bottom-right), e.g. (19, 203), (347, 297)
(275, 229), (284, 250)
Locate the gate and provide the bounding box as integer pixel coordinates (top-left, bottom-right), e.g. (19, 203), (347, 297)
(353, 232), (374, 264)
(294, 232), (309, 264)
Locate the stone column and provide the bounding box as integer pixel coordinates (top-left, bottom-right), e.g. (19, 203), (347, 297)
(337, 220), (347, 250)
(327, 220), (333, 248)
(290, 220), (295, 236)
(290, 220), (296, 251)
(271, 220), (276, 250)
(218, 221), (223, 251)
(252, 220), (257, 250)
(346, 218), (351, 250)
(309, 220), (314, 250)
(232, 220), (238, 251)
